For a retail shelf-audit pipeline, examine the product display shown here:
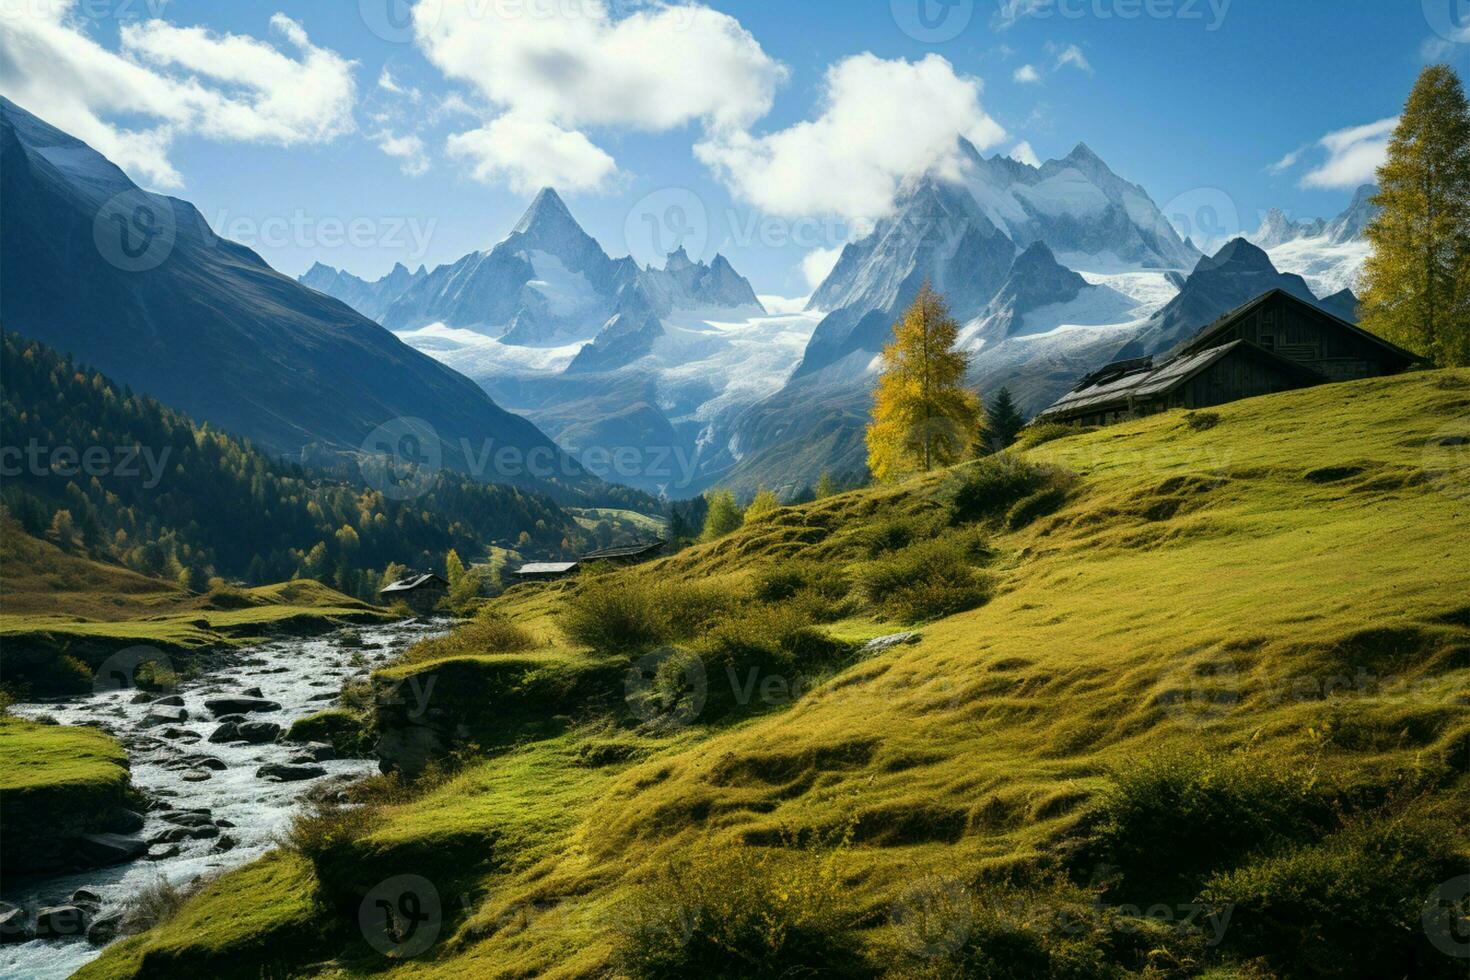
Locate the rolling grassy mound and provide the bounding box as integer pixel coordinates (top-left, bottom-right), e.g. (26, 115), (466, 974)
(81, 370), (1470, 979)
(0, 521), (396, 696)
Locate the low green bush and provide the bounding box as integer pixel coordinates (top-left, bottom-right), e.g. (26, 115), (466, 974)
(1202, 810), (1465, 979)
(887, 877), (1129, 980)
(616, 837), (865, 978)
(859, 530), (994, 623)
(560, 575), (728, 652)
(1016, 422), (1092, 449)
(1005, 486), (1069, 530)
(947, 457), (1051, 524)
(655, 604), (855, 721)
(752, 561), (850, 604)
(852, 513), (945, 558)
(1084, 750), (1336, 904)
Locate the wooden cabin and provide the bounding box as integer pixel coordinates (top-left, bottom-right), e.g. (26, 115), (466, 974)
(379, 572), (448, 613)
(578, 540), (666, 567)
(1035, 290), (1420, 427)
(512, 561), (580, 582)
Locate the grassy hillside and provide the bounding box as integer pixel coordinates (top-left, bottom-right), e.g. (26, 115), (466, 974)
(0, 521), (395, 696)
(0, 713), (137, 872)
(81, 370), (1470, 979)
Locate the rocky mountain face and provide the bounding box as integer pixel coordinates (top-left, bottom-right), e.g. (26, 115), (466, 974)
(800, 176), (1016, 377)
(1120, 238), (1320, 356)
(1252, 184), (1380, 249)
(0, 97), (599, 500)
(299, 261), (425, 322)
(306, 189), (766, 354)
(957, 140), (1200, 269)
(963, 242), (1092, 344)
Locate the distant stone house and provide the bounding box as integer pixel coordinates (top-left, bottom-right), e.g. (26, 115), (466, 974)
(1035, 289), (1420, 426)
(379, 572), (448, 613)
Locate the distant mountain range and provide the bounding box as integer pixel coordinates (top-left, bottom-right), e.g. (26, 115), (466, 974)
(306, 187), (763, 370)
(0, 97), (612, 504)
(1247, 184), (1378, 298)
(137, 113), (1369, 502)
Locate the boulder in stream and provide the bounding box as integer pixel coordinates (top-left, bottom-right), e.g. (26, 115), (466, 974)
(0, 903), (33, 943)
(35, 905), (90, 939)
(87, 911), (124, 945)
(204, 696), (282, 716)
(256, 763), (327, 783)
(237, 721), (282, 744)
(73, 833), (147, 867)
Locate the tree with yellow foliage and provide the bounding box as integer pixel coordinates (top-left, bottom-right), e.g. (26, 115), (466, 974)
(865, 284), (981, 481)
(1360, 64), (1470, 367)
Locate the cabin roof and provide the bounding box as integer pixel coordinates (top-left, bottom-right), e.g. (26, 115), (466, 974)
(380, 573), (447, 594)
(579, 540), (666, 561)
(1173, 288), (1422, 365)
(1035, 340), (1320, 421)
(515, 561), (579, 576)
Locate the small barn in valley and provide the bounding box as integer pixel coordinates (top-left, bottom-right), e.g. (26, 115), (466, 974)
(1035, 289), (1420, 426)
(379, 572), (448, 613)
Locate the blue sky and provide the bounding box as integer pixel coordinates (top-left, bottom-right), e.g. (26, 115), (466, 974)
(2, 1), (1465, 296)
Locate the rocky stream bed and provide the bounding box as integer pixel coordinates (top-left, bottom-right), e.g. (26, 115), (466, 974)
(0, 618), (446, 980)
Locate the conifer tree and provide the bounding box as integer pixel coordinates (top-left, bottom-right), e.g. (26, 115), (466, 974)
(701, 490), (743, 541)
(814, 471), (838, 499)
(985, 387), (1026, 451)
(445, 548), (466, 590)
(866, 284), (980, 481)
(1360, 64), (1470, 367)
(743, 488), (780, 524)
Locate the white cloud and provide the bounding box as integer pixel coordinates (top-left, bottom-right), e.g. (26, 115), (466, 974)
(1008, 141), (1041, 167)
(1052, 44), (1093, 74)
(1266, 145), (1307, 175)
(413, 0), (783, 192)
(1301, 117), (1397, 189)
(377, 67), (421, 102)
(447, 114), (617, 194)
(1013, 64), (1041, 84)
(993, 0), (1049, 30)
(376, 131), (430, 177)
(696, 54), (1006, 225)
(0, 2), (356, 188)
(801, 246), (843, 290)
